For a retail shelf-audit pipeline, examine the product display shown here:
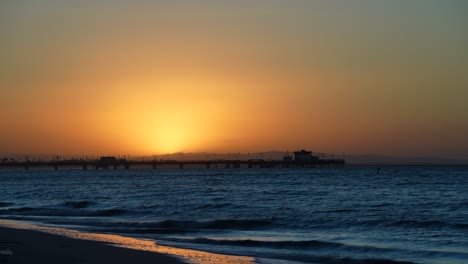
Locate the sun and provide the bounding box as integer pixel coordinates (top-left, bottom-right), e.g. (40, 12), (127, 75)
(153, 123), (187, 154)
(125, 77), (234, 155)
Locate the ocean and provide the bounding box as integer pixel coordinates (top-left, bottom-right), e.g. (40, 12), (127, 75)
(0, 167), (467, 263)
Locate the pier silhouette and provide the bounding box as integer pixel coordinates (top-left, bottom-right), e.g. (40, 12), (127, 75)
(0, 154), (345, 170)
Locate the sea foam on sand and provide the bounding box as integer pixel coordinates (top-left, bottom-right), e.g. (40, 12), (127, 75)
(0, 219), (254, 264)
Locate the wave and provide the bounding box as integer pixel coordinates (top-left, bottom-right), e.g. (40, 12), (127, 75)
(371, 203), (394, 207)
(385, 219), (446, 228)
(162, 237), (420, 258)
(329, 209), (359, 213)
(102, 218), (467, 232)
(179, 237), (345, 249)
(454, 223), (468, 230)
(0, 207), (127, 217)
(92, 227), (199, 235)
(3, 205), (463, 232)
(176, 219), (269, 230)
(0, 202), (13, 208)
(163, 238), (418, 264)
(62, 201), (95, 209)
(8, 217), (274, 231)
(116, 219), (274, 230)
(282, 217), (454, 231)
(164, 237), (468, 263)
(195, 203), (236, 209)
(256, 252), (416, 264)
(338, 218), (458, 230)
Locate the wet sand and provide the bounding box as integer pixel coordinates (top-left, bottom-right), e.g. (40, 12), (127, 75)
(0, 226), (182, 264)
(0, 220), (255, 264)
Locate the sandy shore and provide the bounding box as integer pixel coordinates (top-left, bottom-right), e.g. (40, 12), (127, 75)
(0, 226), (183, 264)
(0, 220), (255, 264)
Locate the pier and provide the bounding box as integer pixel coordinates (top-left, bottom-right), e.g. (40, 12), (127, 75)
(0, 158), (345, 170)
(0, 150), (345, 170)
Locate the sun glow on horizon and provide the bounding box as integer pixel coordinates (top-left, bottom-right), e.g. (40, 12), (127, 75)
(119, 77), (237, 155)
(1, 1), (467, 158)
(148, 121), (191, 154)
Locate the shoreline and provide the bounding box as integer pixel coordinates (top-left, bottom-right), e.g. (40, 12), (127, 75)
(0, 220), (255, 264)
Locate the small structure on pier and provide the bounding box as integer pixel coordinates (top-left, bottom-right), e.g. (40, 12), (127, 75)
(97, 156), (118, 169)
(293, 150), (318, 162)
(283, 154), (293, 162)
(99, 156), (117, 164)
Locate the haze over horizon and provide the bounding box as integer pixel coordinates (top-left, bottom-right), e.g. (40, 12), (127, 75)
(1, 1), (468, 159)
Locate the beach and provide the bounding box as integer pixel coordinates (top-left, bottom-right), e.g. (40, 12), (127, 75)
(1, 168), (467, 263)
(0, 226), (182, 264)
(0, 220), (255, 264)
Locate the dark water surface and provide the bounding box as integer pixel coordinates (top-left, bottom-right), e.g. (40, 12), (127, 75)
(1, 167), (467, 263)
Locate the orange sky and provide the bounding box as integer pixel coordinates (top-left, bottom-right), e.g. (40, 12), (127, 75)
(1, 1), (467, 158)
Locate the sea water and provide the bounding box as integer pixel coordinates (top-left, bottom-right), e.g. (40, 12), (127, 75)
(0, 167), (467, 263)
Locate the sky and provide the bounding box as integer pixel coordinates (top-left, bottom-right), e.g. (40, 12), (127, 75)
(1, 1), (467, 158)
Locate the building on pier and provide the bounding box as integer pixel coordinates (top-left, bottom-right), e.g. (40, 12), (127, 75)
(99, 156), (117, 164)
(293, 150), (318, 162)
(283, 154), (293, 162)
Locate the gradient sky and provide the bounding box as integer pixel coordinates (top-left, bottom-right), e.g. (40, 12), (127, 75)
(1, 1), (467, 158)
